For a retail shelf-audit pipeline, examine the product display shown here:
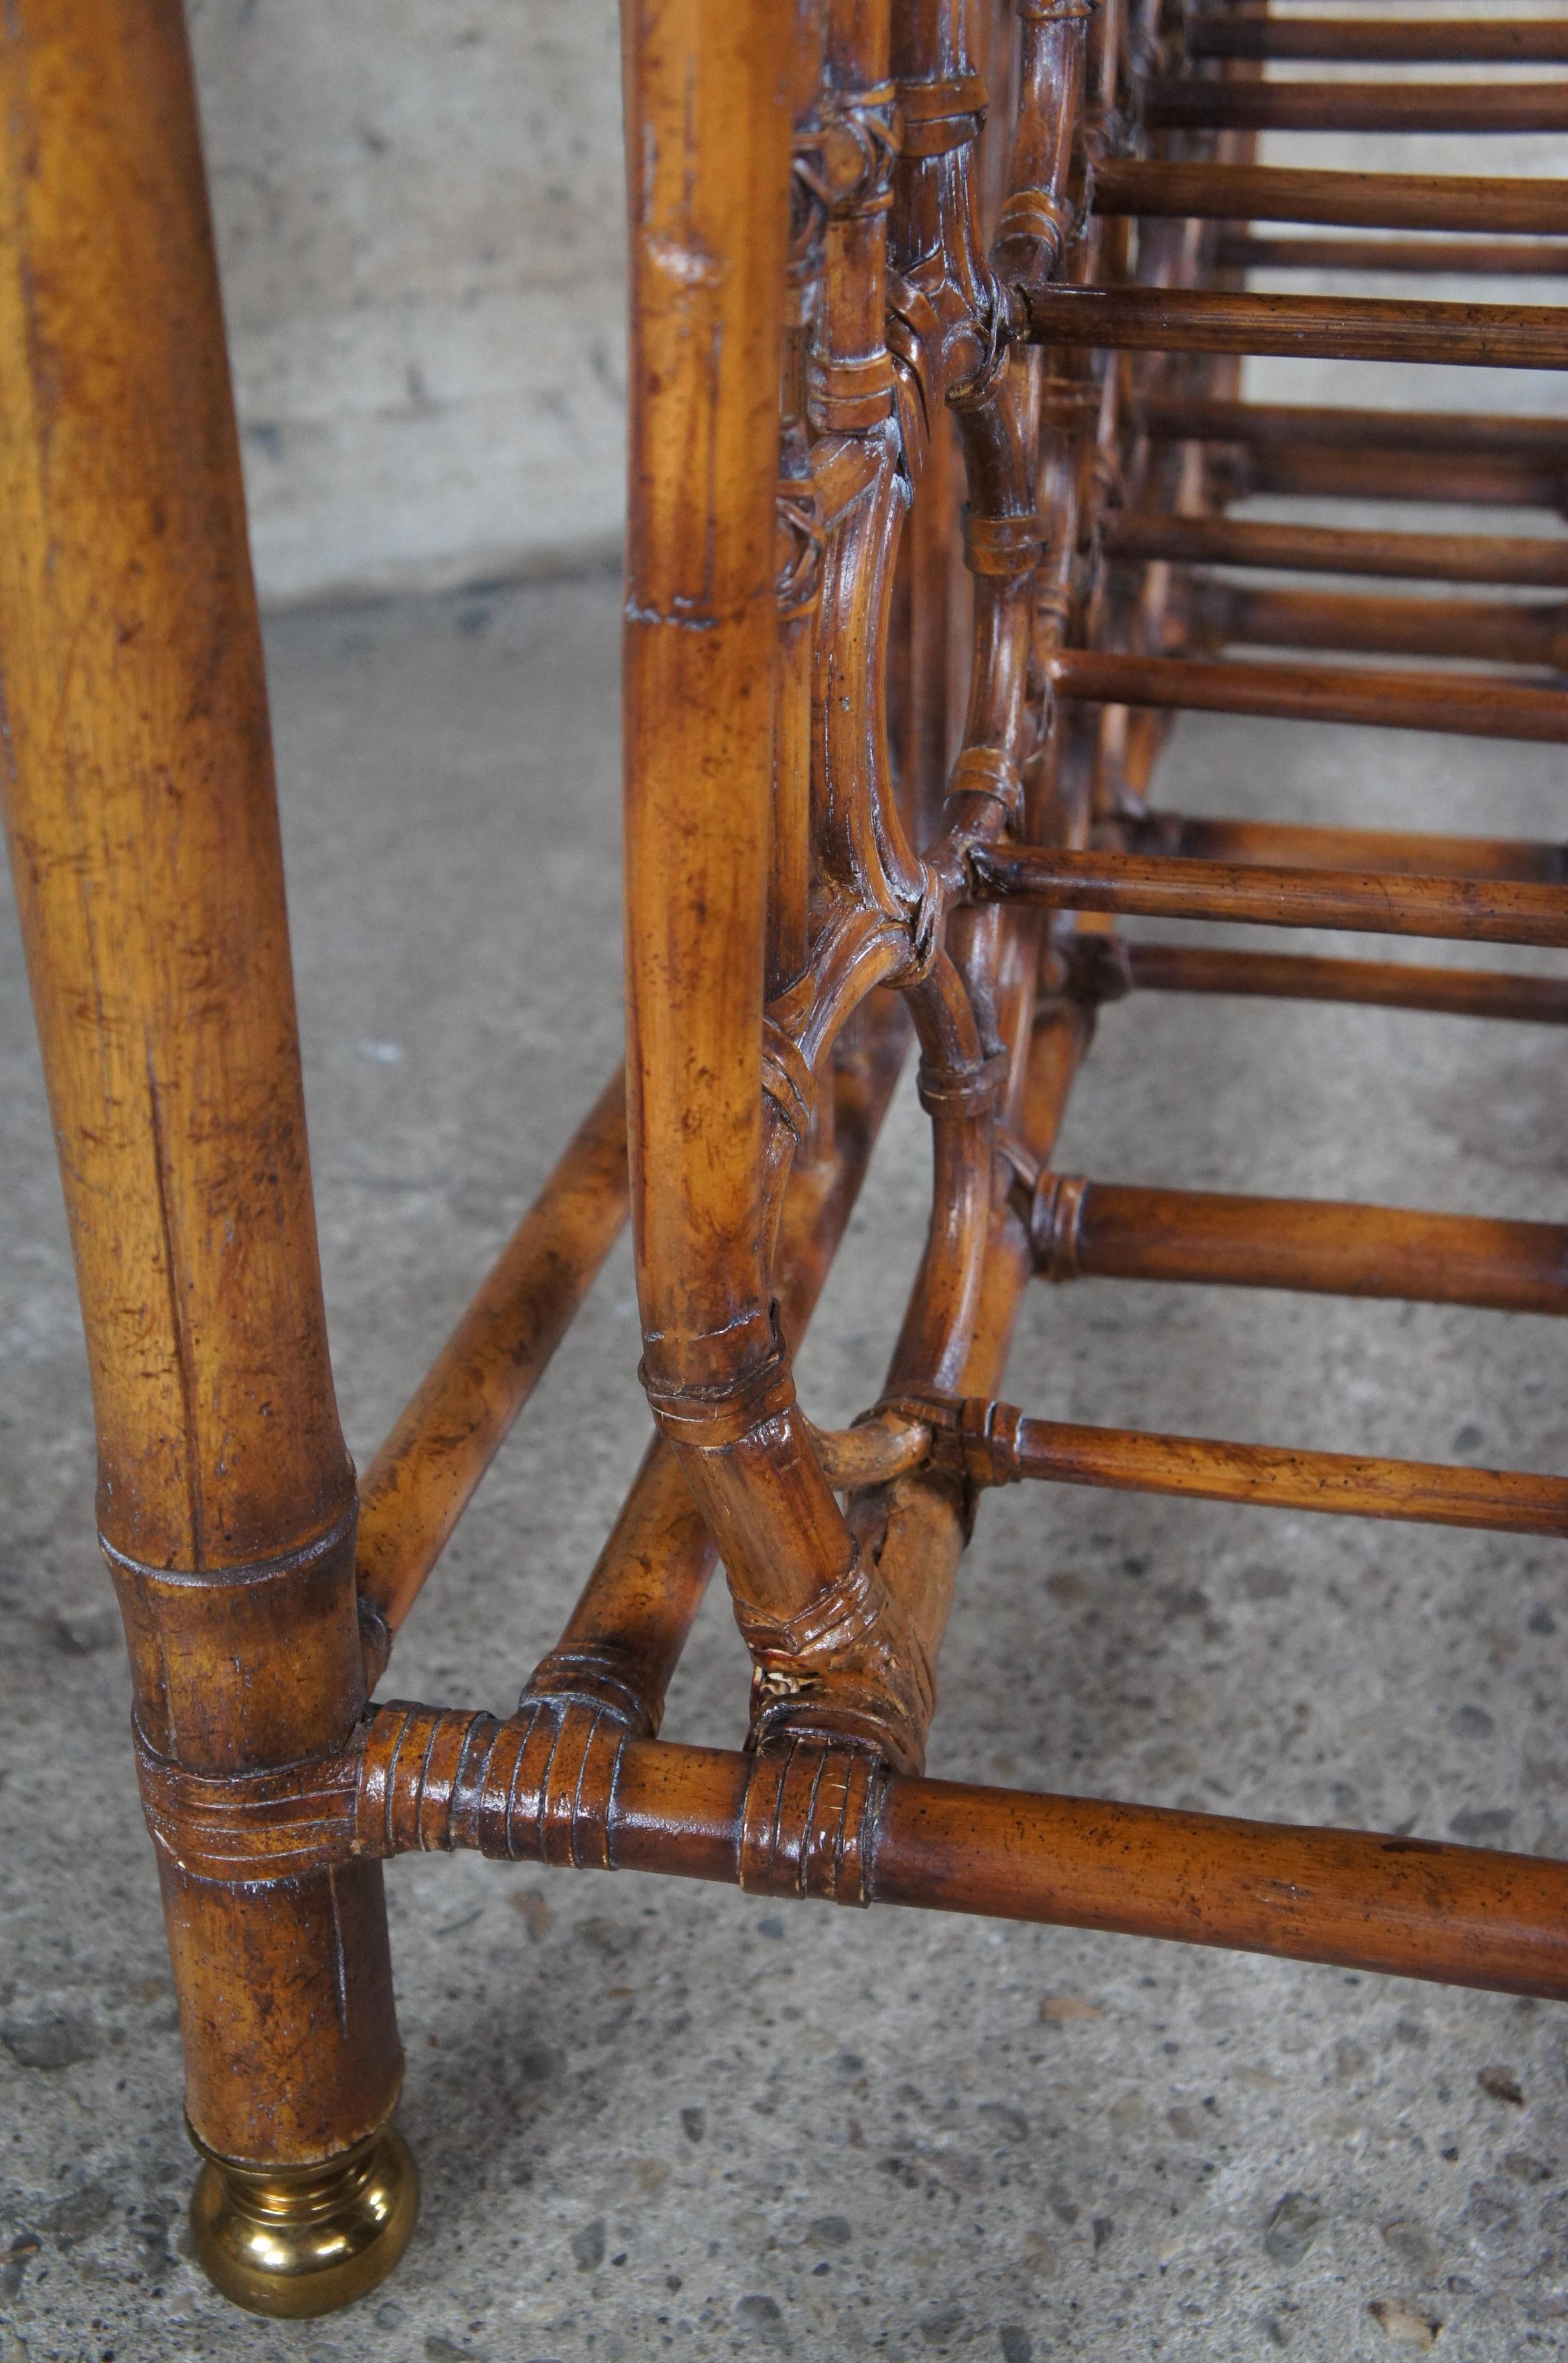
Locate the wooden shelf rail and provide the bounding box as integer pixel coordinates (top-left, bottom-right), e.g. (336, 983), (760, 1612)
(1215, 234), (1568, 281)
(971, 845), (1568, 946)
(1206, 589), (1567, 673)
(1135, 397), (1568, 462)
(1094, 162), (1568, 239)
(1029, 1174), (1568, 1316)
(1047, 651), (1568, 744)
(1023, 285), (1568, 369)
(1187, 17), (1568, 67)
(1123, 944), (1568, 1026)
(1102, 514), (1568, 590)
(1112, 814), (1568, 885)
(1145, 82), (1568, 138)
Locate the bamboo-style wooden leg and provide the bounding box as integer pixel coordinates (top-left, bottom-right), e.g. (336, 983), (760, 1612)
(0, 1), (412, 2317)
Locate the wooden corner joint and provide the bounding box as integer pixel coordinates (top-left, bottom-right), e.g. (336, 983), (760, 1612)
(732, 1546), (936, 1774)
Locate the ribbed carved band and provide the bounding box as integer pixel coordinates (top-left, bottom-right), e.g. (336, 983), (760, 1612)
(896, 72), (988, 159)
(963, 508), (1051, 577)
(133, 1720), (360, 1885)
(762, 1019), (819, 1143)
(740, 1737), (887, 1907)
(1030, 1170), (1088, 1280)
(641, 1317), (797, 1448)
(355, 1697), (628, 1869)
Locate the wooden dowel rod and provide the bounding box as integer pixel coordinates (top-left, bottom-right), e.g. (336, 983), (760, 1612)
(1048, 651), (1568, 744)
(1042, 1178), (1568, 1315)
(972, 846), (1568, 947)
(1095, 160), (1568, 239)
(1120, 813), (1567, 885)
(1188, 17), (1568, 66)
(1134, 397), (1568, 462)
(1146, 81), (1568, 138)
(1023, 285), (1568, 370)
(1008, 1417), (1568, 1536)
(1103, 513), (1568, 590)
(398, 1727), (1568, 1997)
(1212, 588), (1565, 671)
(1217, 232), (1568, 280)
(1124, 943), (1568, 1025)
(356, 1069), (630, 1635)
(1234, 448), (1560, 511)
(867, 1774), (1568, 1999)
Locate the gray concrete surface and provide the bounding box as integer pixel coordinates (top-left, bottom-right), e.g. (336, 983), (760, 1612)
(5, 569), (1568, 2360)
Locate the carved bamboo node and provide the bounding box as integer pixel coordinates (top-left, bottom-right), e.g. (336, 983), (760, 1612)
(640, 1321), (797, 1450)
(807, 347), (899, 432)
(803, 85), (901, 218)
(994, 185), (1079, 275)
(1030, 1170), (1089, 1280)
(355, 1698), (626, 1870)
(736, 1550), (936, 1774)
(962, 508), (1050, 578)
(762, 1017), (819, 1143)
(739, 1736), (889, 1907)
(1017, 0), (1098, 20)
(133, 1719), (360, 1886)
(879, 1393), (1027, 1490)
(916, 1048), (1009, 1121)
(520, 1645), (662, 1738)
(1040, 931), (1135, 1011)
(895, 73), (989, 160)
(946, 743), (1024, 816)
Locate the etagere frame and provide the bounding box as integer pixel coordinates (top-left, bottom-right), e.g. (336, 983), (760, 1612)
(4, 0), (1568, 2318)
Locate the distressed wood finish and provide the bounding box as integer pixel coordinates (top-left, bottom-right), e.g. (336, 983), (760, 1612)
(12, 0), (1568, 2319)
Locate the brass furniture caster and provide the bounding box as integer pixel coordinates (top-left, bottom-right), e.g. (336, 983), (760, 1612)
(188, 2121), (419, 2317)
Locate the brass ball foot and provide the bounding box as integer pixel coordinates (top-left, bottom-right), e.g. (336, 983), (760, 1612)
(188, 2120), (419, 2317)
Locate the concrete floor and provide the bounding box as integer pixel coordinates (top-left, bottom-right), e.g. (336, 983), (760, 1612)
(4, 570), (1568, 2362)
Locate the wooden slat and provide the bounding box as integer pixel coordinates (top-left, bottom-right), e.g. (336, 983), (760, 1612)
(1124, 944), (1568, 1025)
(1024, 285), (1568, 370)
(1048, 650), (1568, 744)
(1210, 587), (1565, 672)
(1217, 232), (1568, 280)
(1116, 813), (1567, 885)
(1188, 16), (1568, 66)
(1146, 81), (1568, 137)
(1009, 1418), (1568, 1536)
(1038, 1178), (1568, 1316)
(1134, 398), (1568, 462)
(1095, 160), (1568, 238)
(1102, 514), (1568, 589)
(1232, 447), (1558, 510)
(971, 846), (1568, 948)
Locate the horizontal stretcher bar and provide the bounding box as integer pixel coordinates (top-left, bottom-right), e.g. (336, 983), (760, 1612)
(1146, 81), (1568, 136)
(1024, 285), (1568, 369)
(971, 845), (1568, 946)
(1094, 160), (1568, 238)
(1102, 514), (1568, 589)
(356, 1717), (1568, 1999)
(1001, 1417), (1568, 1536)
(1208, 588), (1567, 672)
(356, 1068), (630, 1632)
(1124, 942), (1568, 1025)
(1048, 651), (1568, 743)
(1134, 398), (1568, 461)
(1034, 1176), (1568, 1315)
(1187, 16), (1568, 66)
(1115, 812), (1567, 885)
(1216, 233), (1568, 280)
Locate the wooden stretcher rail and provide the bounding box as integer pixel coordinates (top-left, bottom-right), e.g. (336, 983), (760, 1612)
(1048, 651), (1568, 744)
(1187, 17), (1568, 67)
(1124, 944), (1568, 1025)
(1004, 1417), (1568, 1536)
(1146, 81), (1568, 138)
(1134, 397), (1568, 461)
(1118, 813), (1568, 885)
(1093, 160), (1568, 238)
(1024, 285), (1568, 369)
(356, 1068), (630, 1634)
(1034, 1177), (1568, 1315)
(1102, 514), (1568, 590)
(1210, 589), (1565, 672)
(373, 1726), (1568, 1999)
(1216, 233), (1568, 281)
(1221, 449), (1561, 510)
(971, 846), (1568, 946)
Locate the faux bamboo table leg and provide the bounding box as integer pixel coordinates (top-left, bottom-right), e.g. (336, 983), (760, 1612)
(0, 0), (413, 2317)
